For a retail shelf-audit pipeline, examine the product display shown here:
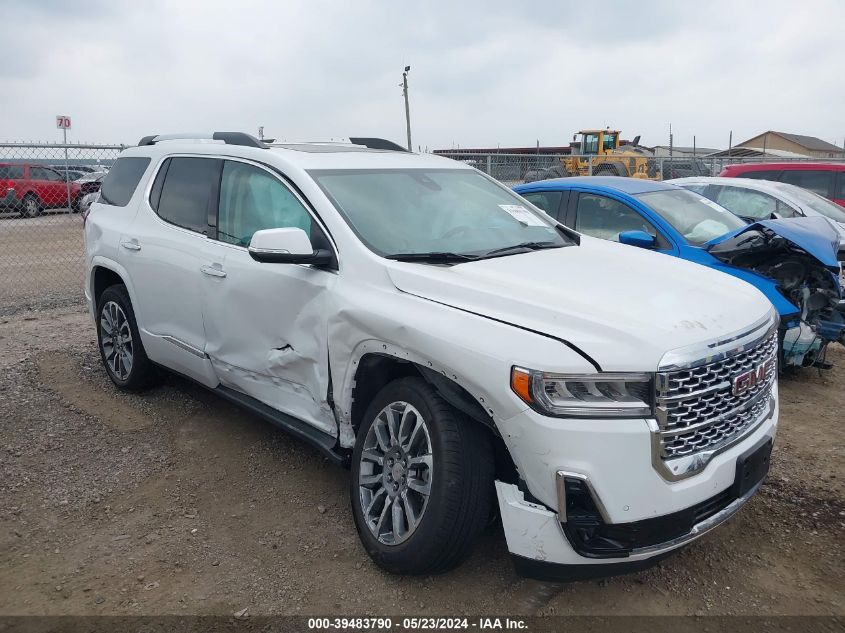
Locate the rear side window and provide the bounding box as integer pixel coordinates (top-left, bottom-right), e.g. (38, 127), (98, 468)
(0, 165), (24, 179)
(100, 157), (151, 207)
(737, 169), (780, 181)
(156, 157), (219, 233)
(779, 170), (832, 196)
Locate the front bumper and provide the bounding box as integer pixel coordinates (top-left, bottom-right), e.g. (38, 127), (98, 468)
(495, 386), (778, 581)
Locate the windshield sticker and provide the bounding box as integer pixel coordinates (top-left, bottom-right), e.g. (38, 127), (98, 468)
(498, 204), (545, 226)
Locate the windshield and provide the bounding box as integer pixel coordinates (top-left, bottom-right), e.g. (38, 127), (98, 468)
(635, 188), (746, 246)
(772, 182), (845, 223)
(311, 169), (568, 258)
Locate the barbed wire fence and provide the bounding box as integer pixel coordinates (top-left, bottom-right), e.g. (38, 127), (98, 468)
(0, 142), (124, 315)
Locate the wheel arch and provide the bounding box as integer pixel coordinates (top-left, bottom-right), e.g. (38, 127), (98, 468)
(344, 351), (516, 481)
(89, 258), (140, 316)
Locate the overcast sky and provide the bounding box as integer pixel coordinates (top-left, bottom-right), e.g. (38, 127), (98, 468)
(1, 0), (843, 151)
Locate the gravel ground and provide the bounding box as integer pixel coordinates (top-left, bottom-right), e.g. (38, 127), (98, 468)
(0, 214), (85, 316)
(0, 304), (842, 617)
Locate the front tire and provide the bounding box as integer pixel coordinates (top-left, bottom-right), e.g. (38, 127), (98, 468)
(96, 284), (160, 391)
(20, 193), (41, 218)
(350, 377), (493, 575)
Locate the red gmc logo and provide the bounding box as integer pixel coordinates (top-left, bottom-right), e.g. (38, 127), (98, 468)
(732, 357), (776, 396)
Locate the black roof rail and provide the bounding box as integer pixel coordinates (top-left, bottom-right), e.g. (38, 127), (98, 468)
(349, 137), (409, 152)
(137, 132), (268, 149)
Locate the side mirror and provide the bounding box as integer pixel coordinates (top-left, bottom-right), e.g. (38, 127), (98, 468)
(248, 227), (333, 265)
(618, 230), (657, 249)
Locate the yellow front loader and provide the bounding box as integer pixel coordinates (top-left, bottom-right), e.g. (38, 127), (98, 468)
(560, 129), (660, 180)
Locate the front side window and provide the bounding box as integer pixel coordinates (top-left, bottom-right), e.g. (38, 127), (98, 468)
(520, 190), (564, 217)
(217, 161), (312, 247)
(575, 193), (657, 242)
(635, 189), (746, 245)
(712, 186), (798, 220)
(779, 170), (832, 196)
(31, 167), (62, 181)
(582, 134), (600, 155)
(311, 169), (567, 258)
(99, 157), (150, 207)
(156, 157), (218, 233)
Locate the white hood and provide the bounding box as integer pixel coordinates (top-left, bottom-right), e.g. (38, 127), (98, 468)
(386, 236), (773, 371)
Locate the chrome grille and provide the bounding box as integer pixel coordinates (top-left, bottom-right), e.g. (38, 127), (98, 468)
(655, 330), (778, 460)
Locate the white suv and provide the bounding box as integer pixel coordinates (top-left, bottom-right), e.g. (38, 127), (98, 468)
(84, 133), (779, 580)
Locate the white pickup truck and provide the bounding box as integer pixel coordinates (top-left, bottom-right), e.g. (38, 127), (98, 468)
(83, 133), (778, 581)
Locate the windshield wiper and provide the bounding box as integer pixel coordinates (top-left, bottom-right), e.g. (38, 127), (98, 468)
(385, 251), (479, 264)
(480, 241), (562, 258)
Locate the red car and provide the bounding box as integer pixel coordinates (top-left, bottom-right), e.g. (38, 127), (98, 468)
(0, 163), (83, 217)
(719, 162), (845, 207)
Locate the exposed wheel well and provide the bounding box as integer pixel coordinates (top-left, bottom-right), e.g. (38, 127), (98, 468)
(349, 353), (517, 482)
(92, 266), (125, 307)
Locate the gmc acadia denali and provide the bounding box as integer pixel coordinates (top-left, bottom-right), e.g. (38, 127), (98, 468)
(83, 132), (779, 580)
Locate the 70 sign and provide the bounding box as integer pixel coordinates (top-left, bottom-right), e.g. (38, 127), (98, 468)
(56, 115), (72, 129)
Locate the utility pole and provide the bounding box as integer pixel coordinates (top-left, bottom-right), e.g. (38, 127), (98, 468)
(402, 66), (412, 152)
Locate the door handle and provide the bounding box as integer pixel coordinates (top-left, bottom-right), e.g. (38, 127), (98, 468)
(201, 265), (227, 278)
(120, 240), (141, 251)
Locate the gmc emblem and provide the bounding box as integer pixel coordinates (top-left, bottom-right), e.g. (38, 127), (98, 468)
(732, 357), (776, 396)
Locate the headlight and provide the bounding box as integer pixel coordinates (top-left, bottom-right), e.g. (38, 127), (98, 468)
(511, 367), (654, 418)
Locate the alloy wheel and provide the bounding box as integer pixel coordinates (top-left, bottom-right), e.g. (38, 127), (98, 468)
(100, 300), (134, 381)
(358, 401), (433, 545)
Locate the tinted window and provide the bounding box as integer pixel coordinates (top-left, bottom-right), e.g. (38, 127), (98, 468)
(217, 161), (312, 247)
(779, 170), (832, 196)
(575, 193), (657, 242)
(0, 165), (24, 179)
(837, 174), (845, 201)
(520, 191), (564, 217)
(712, 186), (799, 220)
(738, 170), (780, 181)
(156, 157), (218, 233)
(100, 157), (151, 207)
(31, 167), (62, 181)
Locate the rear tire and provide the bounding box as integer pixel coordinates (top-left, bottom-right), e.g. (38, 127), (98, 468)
(96, 284), (161, 391)
(350, 377), (494, 575)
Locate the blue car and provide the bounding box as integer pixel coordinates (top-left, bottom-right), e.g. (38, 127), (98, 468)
(513, 177), (845, 368)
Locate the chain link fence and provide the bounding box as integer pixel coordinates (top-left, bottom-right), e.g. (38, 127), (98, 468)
(434, 151), (845, 185)
(1, 140), (844, 315)
(0, 142), (123, 314)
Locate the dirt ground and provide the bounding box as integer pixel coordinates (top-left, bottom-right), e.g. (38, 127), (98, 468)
(0, 303), (842, 618)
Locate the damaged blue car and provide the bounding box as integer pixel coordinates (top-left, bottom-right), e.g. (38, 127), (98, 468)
(513, 177), (845, 368)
